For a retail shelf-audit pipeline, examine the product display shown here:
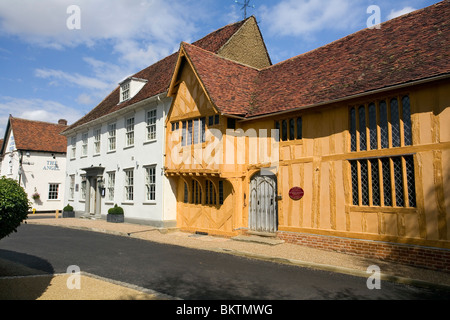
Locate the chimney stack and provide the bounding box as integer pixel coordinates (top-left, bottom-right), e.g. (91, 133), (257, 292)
(58, 119), (68, 125)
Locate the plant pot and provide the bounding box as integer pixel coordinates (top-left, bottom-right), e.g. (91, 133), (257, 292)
(63, 211), (75, 218)
(107, 213), (124, 223)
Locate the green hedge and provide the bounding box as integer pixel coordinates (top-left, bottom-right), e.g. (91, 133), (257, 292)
(108, 204), (124, 215)
(63, 204), (74, 212)
(0, 177), (31, 239)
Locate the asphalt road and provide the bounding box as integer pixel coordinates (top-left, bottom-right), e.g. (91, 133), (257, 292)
(1, 224), (449, 301)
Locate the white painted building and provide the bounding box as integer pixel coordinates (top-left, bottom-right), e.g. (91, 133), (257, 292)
(62, 90), (177, 227)
(0, 116), (68, 212)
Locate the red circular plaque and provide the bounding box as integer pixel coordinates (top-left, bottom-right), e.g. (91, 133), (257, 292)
(289, 187), (304, 201)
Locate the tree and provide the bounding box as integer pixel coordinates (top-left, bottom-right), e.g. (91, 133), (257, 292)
(0, 177), (30, 239)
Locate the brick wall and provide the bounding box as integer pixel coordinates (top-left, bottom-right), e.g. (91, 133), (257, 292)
(277, 231), (450, 273)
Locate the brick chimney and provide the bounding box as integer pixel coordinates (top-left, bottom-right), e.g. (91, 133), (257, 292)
(58, 119), (68, 125)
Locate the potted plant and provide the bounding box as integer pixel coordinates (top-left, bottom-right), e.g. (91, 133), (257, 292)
(32, 192), (40, 201)
(107, 204), (125, 223)
(62, 204), (75, 218)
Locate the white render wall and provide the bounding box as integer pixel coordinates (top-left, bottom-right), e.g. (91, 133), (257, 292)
(0, 132), (66, 212)
(63, 96), (177, 227)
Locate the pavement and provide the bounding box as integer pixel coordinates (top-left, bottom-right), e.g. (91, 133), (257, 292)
(1, 213), (450, 300)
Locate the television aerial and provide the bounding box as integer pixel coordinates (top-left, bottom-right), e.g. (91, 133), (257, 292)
(235, 0), (255, 19)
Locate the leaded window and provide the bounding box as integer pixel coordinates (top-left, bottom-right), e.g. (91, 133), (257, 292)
(349, 95), (413, 152)
(350, 156), (416, 208)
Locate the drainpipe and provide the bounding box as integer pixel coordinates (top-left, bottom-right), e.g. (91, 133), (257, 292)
(158, 95), (166, 226)
(18, 151), (23, 186)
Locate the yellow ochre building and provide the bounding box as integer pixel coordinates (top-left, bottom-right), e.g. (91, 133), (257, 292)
(165, 2), (450, 271)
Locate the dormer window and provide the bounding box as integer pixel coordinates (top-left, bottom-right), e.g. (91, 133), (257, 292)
(121, 82), (130, 101)
(119, 77), (147, 103)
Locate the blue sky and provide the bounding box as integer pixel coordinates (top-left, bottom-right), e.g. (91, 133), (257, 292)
(0, 0), (441, 138)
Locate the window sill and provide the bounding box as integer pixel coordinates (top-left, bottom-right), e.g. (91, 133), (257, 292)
(123, 145), (134, 150)
(121, 201), (134, 205)
(93, 154), (100, 157)
(143, 201), (157, 205)
(143, 139), (157, 145)
(107, 150), (116, 154)
(348, 205), (417, 213)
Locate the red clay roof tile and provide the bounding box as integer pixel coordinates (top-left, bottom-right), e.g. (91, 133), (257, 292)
(9, 117), (68, 154)
(178, 1), (450, 118)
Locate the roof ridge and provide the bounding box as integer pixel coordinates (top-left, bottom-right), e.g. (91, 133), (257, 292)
(10, 116), (68, 127)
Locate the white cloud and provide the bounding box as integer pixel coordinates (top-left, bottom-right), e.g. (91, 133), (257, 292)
(0, 97), (85, 137)
(259, 0), (362, 37)
(0, 0), (205, 112)
(387, 6), (417, 20)
(0, 0), (198, 49)
(35, 68), (111, 91)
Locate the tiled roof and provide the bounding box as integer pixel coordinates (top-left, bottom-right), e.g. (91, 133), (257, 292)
(182, 42), (259, 116)
(179, 1), (450, 118)
(8, 117), (68, 153)
(63, 18), (251, 133)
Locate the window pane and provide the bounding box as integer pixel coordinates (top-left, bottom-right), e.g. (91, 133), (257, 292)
(297, 117), (303, 140)
(402, 96), (413, 146)
(281, 120), (288, 141)
(184, 183), (188, 203)
(371, 159), (381, 206)
(219, 181), (224, 205)
(147, 110), (156, 141)
(351, 161), (359, 206)
(358, 106), (367, 151)
(193, 119), (198, 145)
(381, 158), (392, 206)
(405, 156), (416, 207)
(379, 101), (389, 149)
(201, 118), (206, 143)
(360, 160), (369, 206)
(350, 108), (357, 152)
(289, 119), (295, 140)
(393, 157), (404, 207)
(182, 121), (186, 146)
(391, 98), (401, 148)
(108, 172), (115, 201)
(368, 103), (378, 150)
(187, 120), (192, 146)
(48, 184), (59, 200)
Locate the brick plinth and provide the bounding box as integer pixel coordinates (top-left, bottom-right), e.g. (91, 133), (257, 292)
(277, 231), (450, 273)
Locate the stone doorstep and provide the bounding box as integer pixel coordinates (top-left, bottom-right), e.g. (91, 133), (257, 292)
(232, 235), (285, 246)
